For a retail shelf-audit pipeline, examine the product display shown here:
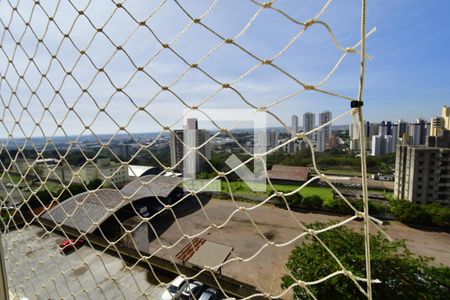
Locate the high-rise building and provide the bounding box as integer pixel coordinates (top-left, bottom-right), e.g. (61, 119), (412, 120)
(409, 118), (428, 145)
(255, 130), (278, 152)
(430, 117), (444, 137)
(114, 143), (132, 159)
(303, 112), (316, 139)
(371, 134), (394, 156)
(317, 111), (332, 152)
(397, 119), (408, 138)
(379, 121), (393, 136)
(349, 123), (360, 151)
(170, 118), (211, 177)
(443, 105), (450, 130)
(394, 145), (450, 205)
(291, 115), (299, 133)
(391, 123), (399, 148)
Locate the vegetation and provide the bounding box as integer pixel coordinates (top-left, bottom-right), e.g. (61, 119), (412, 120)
(282, 222), (450, 299)
(26, 179), (103, 209)
(390, 199), (450, 228)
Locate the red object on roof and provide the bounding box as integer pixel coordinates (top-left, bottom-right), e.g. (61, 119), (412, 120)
(267, 164), (309, 182)
(176, 238), (206, 262)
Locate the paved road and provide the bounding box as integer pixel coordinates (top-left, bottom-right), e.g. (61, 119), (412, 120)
(2, 226), (166, 300)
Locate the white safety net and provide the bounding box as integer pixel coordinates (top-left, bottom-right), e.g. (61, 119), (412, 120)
(0, 0), (380, 299)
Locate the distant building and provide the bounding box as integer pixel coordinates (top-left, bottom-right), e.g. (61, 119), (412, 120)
(303, 112), (316, 141)
(429, 106), (450, 137)
(397, 119), (408, 138)
(409, 118), (428, 145)
(255, 130), (278, 153)
(267, 164), (309, 183)
(114, 143), (132, 159)
(170, 118), (211, 177)
(349, 123), (361, 151)
(328, 134), (340, 149)
(379, 121), (392, 136)
(291, 115), (299, 133)
(317, 111), (332, 152)
(371, 134), (394, 156)
(394, 145), (450, 205)
(427, 106), (450, 148)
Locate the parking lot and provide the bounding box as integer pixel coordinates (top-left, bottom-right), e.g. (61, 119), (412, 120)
(2, 226), (166, 300)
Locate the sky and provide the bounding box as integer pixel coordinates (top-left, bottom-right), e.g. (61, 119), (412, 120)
(0, 0), (449, 139)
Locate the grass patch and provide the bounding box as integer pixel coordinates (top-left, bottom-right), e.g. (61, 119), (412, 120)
(221, 181), (333, 202)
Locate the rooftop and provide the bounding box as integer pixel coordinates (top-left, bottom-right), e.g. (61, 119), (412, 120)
(267, 164), (309, 182)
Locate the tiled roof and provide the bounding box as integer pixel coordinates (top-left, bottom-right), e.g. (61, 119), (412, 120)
(267, 164), (309, 182)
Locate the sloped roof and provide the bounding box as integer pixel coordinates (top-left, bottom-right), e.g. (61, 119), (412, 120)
(40, 175), (182, 233)
(267, 164), (309, 182)
(121, 175), (182, 199)
(128, 165), (156, 177)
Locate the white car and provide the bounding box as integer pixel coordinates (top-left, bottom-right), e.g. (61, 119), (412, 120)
(161, 276), (189, 300)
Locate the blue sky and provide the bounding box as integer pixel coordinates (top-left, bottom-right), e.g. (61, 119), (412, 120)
(0, 0), (449, 138)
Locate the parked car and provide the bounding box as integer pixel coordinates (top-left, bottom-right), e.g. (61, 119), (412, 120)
(198, 287), (221, 300)
(180, 281), (204, 300)
(161, 276), (189, 300)
(59, 239), (84, 254)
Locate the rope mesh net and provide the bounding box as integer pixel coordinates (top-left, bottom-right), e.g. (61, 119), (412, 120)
(0, 0), (380, 299)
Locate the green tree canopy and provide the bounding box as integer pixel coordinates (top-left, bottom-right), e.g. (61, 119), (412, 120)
(282, 222), (450, 299)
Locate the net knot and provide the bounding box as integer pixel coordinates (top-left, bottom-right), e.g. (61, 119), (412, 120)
(193, 18), (201, 24)
(222, 83), (231, 88)
(296, 132), (305, 139)
(346, 47), (356, 53)
(217, 172), (225, 177)
(225, 38), (233, 44)
(307, 228), (316, 236)
(262, 59), (272, 65)
(304, 84), (315, 90)
(304, 19), (316, 29)
(257, 106), (267, 112)
(262, 2), (272, 8)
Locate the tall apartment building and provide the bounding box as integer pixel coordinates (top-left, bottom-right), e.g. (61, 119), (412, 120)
(303, 112), (316, 141)
(371, 134), (394, 156)
(409, 118), (428, 145)
(170, 118), (211, 177)
(430, 106), (450, 137)
(317, 111), (332, 152)
(114, 143), (132, 159)
(395, 145), (450, 205)
(291, 115), (299, 133)
(255, 130), (278, 153)
(349, 123), (360, 151)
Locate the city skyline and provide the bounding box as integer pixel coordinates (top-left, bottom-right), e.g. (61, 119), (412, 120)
(0, 1), (449, 137)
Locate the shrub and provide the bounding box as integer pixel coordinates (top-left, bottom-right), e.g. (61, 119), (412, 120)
(301, 195), (323, 210)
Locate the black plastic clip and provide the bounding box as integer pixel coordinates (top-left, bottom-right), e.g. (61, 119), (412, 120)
(350, 101), (363, 108)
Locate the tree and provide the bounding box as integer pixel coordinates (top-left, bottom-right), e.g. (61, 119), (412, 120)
(282, 222), (450, 299)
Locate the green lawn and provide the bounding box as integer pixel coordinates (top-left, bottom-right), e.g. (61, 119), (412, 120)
(0, 173), (26, 184)
(221, 181), (333, 201)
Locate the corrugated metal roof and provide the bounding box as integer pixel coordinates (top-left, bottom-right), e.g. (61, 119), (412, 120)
(121, 175), (182, 199)
(40, 175), (182, 233)
(267, 164), (309, 182)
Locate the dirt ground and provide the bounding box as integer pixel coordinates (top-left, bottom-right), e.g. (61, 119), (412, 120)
(147, 198), (450, 298)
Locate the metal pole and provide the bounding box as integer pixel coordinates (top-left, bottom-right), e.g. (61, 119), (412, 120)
(0, 234), (10, 300)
